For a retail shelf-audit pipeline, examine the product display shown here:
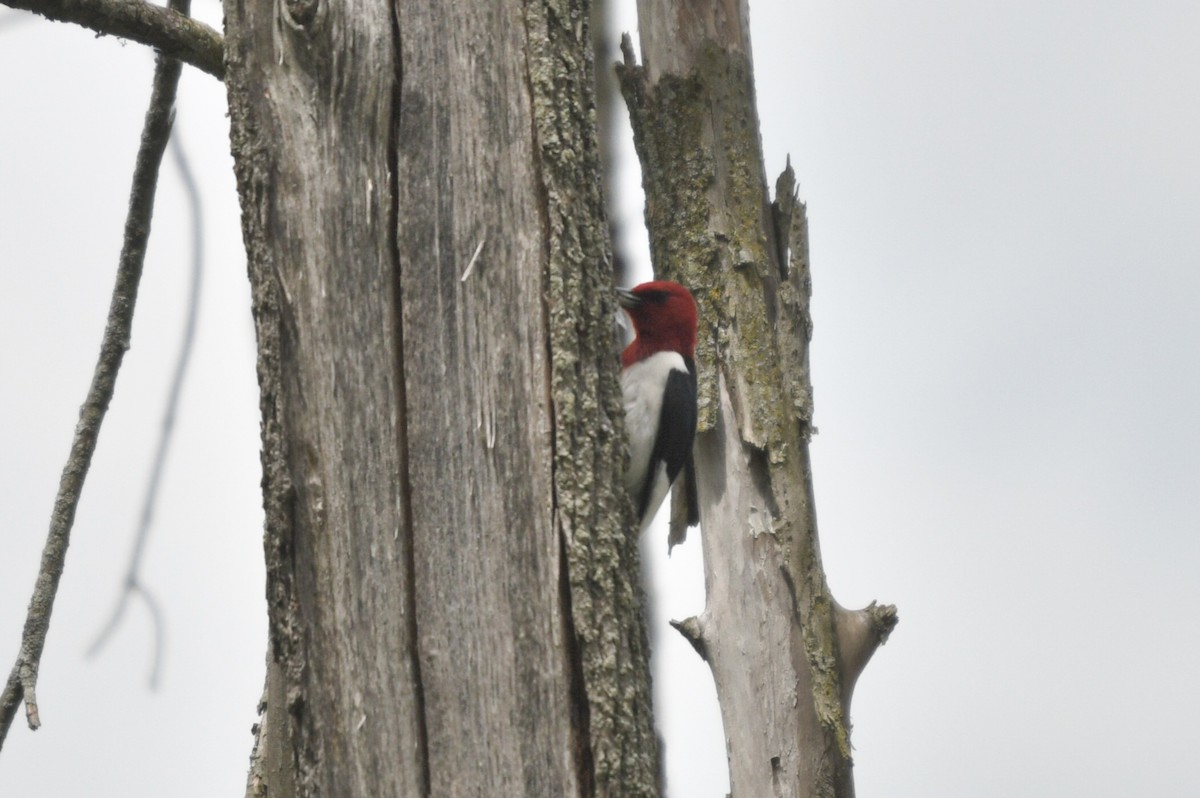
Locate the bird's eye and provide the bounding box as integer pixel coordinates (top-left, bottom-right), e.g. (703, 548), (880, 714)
(644, 290), (668, 303)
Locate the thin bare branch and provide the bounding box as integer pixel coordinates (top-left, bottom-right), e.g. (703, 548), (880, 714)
(0, 0), (189, 751)
(87, 126), (204, 689)
(0, 0), (223, 78)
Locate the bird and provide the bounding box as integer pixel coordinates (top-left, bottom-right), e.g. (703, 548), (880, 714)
(617, 280), (700, 550)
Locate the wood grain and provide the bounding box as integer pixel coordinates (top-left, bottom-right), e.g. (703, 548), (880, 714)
(226, 0), (655, 793)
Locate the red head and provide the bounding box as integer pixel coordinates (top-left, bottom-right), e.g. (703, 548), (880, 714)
(618, 280), (698, 367)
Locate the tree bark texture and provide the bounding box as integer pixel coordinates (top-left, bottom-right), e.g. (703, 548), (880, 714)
(223, 0), (657, 795)
(619, 3), (898, 797)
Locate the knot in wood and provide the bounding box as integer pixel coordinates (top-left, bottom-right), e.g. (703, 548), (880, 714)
(283, 0), (319, 28)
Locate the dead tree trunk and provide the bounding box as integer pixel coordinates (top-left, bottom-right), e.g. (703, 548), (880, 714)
(0, 0), (896, 791)
(223, 0), (657, 795)
(619, 3), (898, 796)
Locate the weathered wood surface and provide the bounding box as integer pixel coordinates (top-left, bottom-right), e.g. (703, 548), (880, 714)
(394, 1), (578, 795)
(621, 2), (898, 796)
(225, 0), (424, 792)
(225, 0), (657, 794)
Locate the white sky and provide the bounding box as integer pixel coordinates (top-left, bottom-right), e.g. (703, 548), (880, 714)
(3, 2), (1200, 796)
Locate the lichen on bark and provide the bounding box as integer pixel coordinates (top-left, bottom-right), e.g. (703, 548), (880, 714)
(618, 43), (801, 460)
(618, 18), (895, 795)
(525, 1), (660, 795)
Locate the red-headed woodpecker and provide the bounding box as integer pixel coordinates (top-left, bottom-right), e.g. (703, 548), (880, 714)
(618, 280), (700, 550)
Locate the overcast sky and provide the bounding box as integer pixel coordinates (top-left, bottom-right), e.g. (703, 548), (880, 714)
(3, 2), (1199, 796)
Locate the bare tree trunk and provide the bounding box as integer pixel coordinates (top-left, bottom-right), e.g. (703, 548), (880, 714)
(223, 0), (657, 795)
(0, 0), (897, 791)
(619, 3), (898, 797)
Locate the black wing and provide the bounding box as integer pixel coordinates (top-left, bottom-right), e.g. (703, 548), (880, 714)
(682, 449), (699, 527)
(637, 358), (698, 521)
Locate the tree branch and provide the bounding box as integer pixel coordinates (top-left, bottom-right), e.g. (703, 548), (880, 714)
(834, 601), (898, 697)
(0, 0), (188, 750)
(87, 126), (204, 689)
(0, 0), (223, 79)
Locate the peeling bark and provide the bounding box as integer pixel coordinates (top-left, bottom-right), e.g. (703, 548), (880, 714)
(619, 2), (898, 796)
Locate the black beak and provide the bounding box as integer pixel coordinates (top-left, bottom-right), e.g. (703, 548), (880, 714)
(616, 287), (641, 309)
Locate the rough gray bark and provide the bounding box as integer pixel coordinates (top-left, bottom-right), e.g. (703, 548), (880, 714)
(224, 0), (657, 795)
(619, 3), (898, 797)
(224, 0), (423, 792)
